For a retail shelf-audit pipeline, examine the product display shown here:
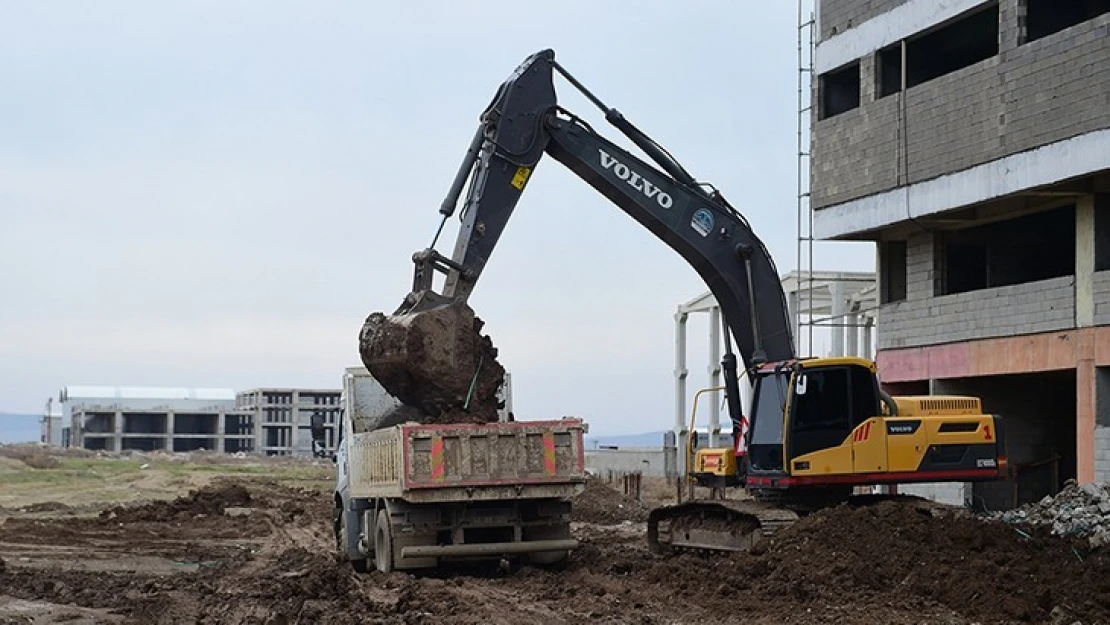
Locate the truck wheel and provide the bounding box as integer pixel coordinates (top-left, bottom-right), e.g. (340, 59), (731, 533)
(374, 509), (393, 574)
(340, 515), (370, 574)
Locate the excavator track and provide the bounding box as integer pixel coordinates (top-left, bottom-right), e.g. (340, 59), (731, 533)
(646, 492), (955, 556)
(646, 499), (799, 555)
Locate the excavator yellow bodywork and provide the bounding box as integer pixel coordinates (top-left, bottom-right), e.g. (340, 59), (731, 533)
(648, 357), (1007, 555)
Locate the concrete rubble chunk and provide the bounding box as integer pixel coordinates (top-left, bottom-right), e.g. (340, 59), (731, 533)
(994, 480), (1110, 548)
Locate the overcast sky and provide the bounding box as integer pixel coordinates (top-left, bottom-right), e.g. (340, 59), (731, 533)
(0, 1), (873, 435)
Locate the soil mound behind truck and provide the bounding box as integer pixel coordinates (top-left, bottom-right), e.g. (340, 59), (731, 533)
(358, 301), (506, 425)
(572, 477), (649, 524)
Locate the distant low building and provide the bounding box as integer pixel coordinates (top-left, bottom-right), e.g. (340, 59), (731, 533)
(55, 384), (343, 458)
(60, 385), (253, 454)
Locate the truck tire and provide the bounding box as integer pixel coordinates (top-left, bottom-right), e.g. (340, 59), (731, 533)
(374, 509), (393, 574)
(339, 510), (369, 574)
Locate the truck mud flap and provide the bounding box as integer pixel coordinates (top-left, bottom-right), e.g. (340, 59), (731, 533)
(400, 538), (578, 559)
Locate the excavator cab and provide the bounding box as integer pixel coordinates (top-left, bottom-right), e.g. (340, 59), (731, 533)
(686, 358), (886, 494)
(746, 358), (884, 479)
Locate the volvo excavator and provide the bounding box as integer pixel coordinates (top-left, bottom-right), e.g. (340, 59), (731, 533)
(362, 49), (1009, 556)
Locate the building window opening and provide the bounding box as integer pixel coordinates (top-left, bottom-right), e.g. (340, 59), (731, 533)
(877, 44), (902, 98)
(906, 2), (999, 88)
(819, 61), (860, 119)
(940, 204), (1075, 295)
(1096, 195), (1110, 271)
(1027, 0), (1109, 42)
(880, 240), (907, 303)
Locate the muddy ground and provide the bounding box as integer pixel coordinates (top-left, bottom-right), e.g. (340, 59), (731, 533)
(2, 475), (1109, 625)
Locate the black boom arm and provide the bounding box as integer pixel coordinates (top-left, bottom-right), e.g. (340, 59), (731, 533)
(403, 48), (796, 386)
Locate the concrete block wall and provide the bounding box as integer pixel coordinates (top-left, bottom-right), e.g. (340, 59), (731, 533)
(897, 482), (969, 506)
(1092, 271), (1110, 325)
(812, 12), (1110, 209)
(903, 232), (936, 300)
(878, 276), (1075, 350)
(818, 0), (910, 42)
(1096, 426), (1110, 483)
(584, 448), (673, 479)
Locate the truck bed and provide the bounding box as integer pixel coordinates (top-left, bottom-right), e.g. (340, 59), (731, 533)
(348, 418), (587, 503)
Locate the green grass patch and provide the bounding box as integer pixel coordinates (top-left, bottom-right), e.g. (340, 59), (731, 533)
(0, 459), (143, 486)
(0, 457), (333, 490)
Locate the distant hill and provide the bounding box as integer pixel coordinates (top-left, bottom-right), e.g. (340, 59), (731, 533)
(585, 430), (669, 449)
(0, 413), (41, 444)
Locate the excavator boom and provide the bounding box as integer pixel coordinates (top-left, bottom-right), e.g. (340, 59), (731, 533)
(361, 49), (794, 424)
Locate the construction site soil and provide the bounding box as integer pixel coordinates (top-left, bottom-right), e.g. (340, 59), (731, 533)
(2, 477), (1109, 625)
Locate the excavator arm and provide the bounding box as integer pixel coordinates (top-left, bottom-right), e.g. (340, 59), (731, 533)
(395, 49), (794, 424)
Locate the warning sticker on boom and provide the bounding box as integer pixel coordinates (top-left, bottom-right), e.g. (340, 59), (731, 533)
(511, 166), (532, 190)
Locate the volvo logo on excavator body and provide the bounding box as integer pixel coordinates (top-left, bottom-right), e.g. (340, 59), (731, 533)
(598, 149), (674, 209)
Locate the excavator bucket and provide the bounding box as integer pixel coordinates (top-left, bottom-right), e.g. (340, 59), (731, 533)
(358, 296), (506, 422)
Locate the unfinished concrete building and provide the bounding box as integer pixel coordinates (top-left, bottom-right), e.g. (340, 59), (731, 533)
(811, 0), (1110, 508)
(61, 386), (255, 454)
(235, 388), (341, 457)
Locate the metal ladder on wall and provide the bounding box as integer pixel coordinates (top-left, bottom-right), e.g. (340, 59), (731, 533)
(795, 0), (816, 357)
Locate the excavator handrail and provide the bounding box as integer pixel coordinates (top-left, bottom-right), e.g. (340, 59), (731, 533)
(685, 385), (726, 480)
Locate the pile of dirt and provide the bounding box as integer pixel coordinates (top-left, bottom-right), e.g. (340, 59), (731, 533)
(0, 444), (61, 469)
(359, 301), (505, 426)
(98, 482), (253, 523)
(184, 547), (383, 624)
(995, 480), (1110, 548)
(753, 499), (1110, 624)
(572, 477), (648, 524)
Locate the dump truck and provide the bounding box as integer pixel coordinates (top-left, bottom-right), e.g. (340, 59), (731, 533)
(322, 366), (588, 573)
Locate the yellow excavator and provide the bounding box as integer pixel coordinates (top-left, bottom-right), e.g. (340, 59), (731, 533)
(360, 49), (1009, 557)
(648, 356), (1007, 553)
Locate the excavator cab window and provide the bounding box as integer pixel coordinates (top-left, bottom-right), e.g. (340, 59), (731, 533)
(747, 370), (791, 472)
(786, 364), (880, 461)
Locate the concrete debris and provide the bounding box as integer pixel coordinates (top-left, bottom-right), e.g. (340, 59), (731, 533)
(994, 480), (1110, 548)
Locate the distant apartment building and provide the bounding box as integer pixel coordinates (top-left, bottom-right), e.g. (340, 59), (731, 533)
(811, 1), (1109, 508)
(235, 388), (341, 457)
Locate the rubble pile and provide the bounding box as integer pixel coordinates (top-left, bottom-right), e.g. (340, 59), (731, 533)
(995, 480), (1110, 547)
